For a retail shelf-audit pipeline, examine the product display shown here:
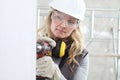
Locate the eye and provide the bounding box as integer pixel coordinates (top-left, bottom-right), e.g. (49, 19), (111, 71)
(67, 20), (76, 25)
(56, 15), (63, 21)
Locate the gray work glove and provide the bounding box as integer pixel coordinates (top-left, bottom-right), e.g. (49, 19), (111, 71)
(52, 64), (62, 80)
(36, 56), (56, 78)
(37, 36), (56, 48)
(36, 56), (62, 80)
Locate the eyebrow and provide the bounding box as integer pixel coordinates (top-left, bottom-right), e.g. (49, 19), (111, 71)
(69, 18), (78, 20)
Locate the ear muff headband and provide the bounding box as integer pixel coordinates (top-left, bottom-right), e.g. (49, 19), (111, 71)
(48, 40), (66, 58)
(59, 41), (66, 57)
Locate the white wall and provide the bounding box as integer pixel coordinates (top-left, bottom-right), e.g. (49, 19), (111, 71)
(0, 0), (36, 80)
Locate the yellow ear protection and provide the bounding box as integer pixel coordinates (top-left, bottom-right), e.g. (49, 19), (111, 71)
(49, 40), (66, 58)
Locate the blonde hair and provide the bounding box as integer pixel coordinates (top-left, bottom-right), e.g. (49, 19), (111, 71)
(37, 11), (84, 71)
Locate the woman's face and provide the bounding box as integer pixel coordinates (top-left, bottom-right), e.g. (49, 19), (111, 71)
(50, 10), (79, 39)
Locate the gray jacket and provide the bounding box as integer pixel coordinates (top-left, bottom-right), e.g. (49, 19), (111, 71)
(52, 50), (89, 80)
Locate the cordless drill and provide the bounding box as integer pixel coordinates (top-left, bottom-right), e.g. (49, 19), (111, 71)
(36, 37), (56, 80)
(37, 41), (52, 58)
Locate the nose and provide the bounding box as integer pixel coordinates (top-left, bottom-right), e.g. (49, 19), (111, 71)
(60, 21), (67, 28)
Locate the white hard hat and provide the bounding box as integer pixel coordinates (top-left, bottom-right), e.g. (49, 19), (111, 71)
(49, 0), (86, 21)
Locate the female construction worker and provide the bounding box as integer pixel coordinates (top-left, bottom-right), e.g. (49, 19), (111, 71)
(36, 0), (89, 80)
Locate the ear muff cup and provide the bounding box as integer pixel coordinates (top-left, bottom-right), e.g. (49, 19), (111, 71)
(50, 40), (66, 58)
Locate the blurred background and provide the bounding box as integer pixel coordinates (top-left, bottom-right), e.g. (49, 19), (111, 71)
(37, 0), (120, 80)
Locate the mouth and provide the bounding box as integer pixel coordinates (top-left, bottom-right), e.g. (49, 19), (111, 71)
(56, 28), (66, 33)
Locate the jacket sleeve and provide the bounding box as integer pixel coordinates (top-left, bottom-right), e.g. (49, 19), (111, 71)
(73, 54), (89, 80)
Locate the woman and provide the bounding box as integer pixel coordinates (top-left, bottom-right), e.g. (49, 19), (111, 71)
(36, 0), (89, 80)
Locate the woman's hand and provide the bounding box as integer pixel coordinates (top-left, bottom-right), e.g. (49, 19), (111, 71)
(37, 36), (56, 48)
(36, 56), (56, 78)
